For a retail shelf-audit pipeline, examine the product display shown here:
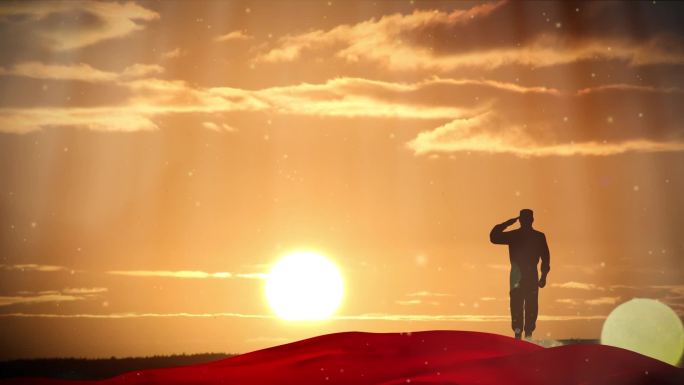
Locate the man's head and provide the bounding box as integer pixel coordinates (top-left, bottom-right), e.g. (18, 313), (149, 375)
(519, 209), (534, 228)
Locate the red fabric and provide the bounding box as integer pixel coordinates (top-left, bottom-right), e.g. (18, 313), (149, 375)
(3, 330), (682, 385)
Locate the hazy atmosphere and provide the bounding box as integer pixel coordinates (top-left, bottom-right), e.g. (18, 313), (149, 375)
(1, 0), (683, 359)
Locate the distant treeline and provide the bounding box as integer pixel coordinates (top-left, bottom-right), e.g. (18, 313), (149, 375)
(0, 353), (235, 380)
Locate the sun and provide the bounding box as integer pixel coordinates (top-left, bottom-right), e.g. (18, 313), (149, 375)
(265, 251), (344, 321)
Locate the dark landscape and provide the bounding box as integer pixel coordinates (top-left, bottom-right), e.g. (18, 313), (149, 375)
(0, 354), (233, 381)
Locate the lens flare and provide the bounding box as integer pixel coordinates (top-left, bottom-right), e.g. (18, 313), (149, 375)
(601, 298), (684, 366)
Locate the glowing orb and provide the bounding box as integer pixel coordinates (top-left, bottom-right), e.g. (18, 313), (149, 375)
(601, 298), (683, 365)
(265, 251), (344, 321)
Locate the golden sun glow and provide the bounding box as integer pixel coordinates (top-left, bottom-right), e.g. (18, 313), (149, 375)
(265, 251), (344, 321)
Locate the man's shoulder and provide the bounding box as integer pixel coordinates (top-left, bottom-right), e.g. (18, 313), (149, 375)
(533, 229), (546, 238)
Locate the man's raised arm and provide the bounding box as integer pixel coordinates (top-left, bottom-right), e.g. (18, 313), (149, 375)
(489, 217), (518, 245)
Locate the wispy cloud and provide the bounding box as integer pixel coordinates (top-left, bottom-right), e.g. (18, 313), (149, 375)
(653, 285), (684, 297)
(0, 294), (83, 307)
(202, 121), (237, 132)
(0, 1), (159, 50)
(486, 264), (509, 271)
(0, 62), (163, 82)
(215, 30), (253, 42)
(555, 285), (684, 310)
(479, 297), (499, 301)
(0, 264), (68, 272)
(396, 299), (423, 306)
(551, 281), (604, 291)
(0, 75), (482, 133)
(107, 270), (265, 279)
(584, 296), (621, 306)
(556, 298), (580, 306)
(0, 287), (107, 307)
(254, 1), (504, 66)
(108, 270), (232, 279)
(556, 296), (621, 307)
(0, 106), (160, 133)
(61, 287), (108, 295)
(576, 84), (684, 96)
(407, 112), (684, 158)
(1, 60), (682, 158)
(162, 47), (183, 59)
(254, 1), (684, 71)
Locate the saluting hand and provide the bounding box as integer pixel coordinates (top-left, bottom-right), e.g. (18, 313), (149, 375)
(502, 217), (519, 227)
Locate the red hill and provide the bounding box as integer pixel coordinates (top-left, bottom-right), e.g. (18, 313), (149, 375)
(2, 330), (682, 385)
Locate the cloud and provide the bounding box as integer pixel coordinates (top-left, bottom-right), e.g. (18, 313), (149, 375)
(107, 270), (265, 279)
(254, 1), (684, 71)
(584, 296), (621, 306)
(0, 293), (85, 307)
(607, 284), (684, 298)
(120, 63), (164, 78)
(608, 284), (684, 309)
(108, 270), (233, 279)
(0, 62), (163, 82)
(61, 287), (108, 295)
(215, 30), (253, 42)
(486, 264), (510, 271)
(576, 84), (684, 96)
(0, 264), (68, 272)
(1, 60), (682, 158)
(557, 296), (623, 307)
(654, 285), (684, 297)
(396, 299), (423, 306)
(0, 62), (118, 82)
(0, 75), (484, 133)
(0, 106), (159, 133)
(202, 121), (237, 132)
(551, 281), (604, 291)
(0, 1), (159, 50)
(0, 287), (107, 307)
(254, 1), (505, 66)
(208, 77), (482, 120)
(162, 48), (183, 59)
(407, 112), (684, 158)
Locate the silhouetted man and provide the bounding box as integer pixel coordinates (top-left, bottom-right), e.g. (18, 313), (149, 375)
(490, 209), (550, 340)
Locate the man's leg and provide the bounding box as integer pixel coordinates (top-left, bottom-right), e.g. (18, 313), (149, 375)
(510, 288), (524, 339)
(523, 286), (539, 338)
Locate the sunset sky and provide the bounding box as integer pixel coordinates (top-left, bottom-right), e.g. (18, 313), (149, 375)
(1, 0), (683, 359)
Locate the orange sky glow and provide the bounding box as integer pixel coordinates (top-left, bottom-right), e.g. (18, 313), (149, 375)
(0, 0), (683, 359)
